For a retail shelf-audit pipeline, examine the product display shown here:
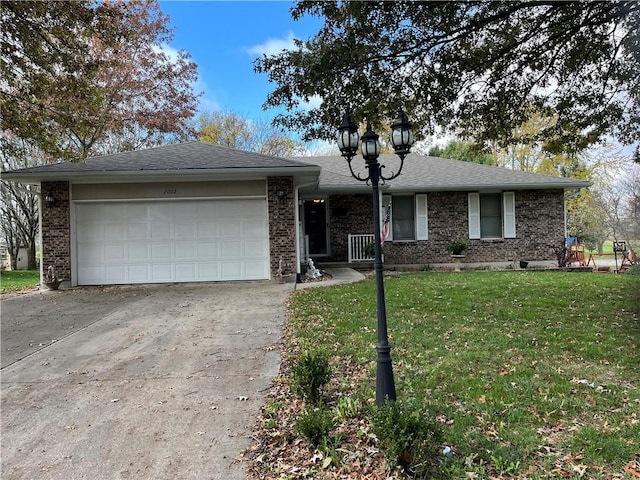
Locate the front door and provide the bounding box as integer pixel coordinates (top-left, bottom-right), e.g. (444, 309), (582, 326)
(303, 199), (328, 256)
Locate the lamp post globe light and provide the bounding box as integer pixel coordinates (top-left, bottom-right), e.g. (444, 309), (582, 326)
(337, 110), (414, 407)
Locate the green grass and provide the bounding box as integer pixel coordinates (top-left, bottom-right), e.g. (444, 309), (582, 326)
(287, 271), (640, 478)
(0, 270), (40, 293)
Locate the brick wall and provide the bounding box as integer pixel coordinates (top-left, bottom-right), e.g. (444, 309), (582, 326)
(327, 189), (565, 265)
(41, 182), (71, 281)
(267, 177), (296, 277)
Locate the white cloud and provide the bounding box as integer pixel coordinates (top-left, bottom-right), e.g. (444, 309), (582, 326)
(246, 31), (298, 57)
(153, 43), (181, 64)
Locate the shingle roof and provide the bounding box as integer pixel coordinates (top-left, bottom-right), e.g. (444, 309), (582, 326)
(3, 141), (317, 179)
(291, 154), (591, 191)
(3, 141), (591, 192)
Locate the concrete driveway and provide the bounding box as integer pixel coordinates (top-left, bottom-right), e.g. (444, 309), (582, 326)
(1, 282), (293, 480)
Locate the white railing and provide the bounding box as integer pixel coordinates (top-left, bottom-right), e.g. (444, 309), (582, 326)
(348, 234), (375, 262)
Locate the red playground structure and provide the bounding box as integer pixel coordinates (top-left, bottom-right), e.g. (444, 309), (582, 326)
(566, 237), (586, 267)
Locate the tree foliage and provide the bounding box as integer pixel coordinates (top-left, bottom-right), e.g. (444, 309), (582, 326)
(428, 139), (494, 165)
(195, 111), (303, 157)
(255, 1), (639, 154)
(1, 0), (199, 162)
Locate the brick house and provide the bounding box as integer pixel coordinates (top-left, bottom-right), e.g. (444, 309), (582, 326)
(3, 142), (590, 287)
(292, 154), (590, 268)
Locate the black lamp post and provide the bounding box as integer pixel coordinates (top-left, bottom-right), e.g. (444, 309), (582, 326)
(337, 110), (414, 407)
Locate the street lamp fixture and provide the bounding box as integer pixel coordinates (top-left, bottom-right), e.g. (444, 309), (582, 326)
(336, 110), (414, 407)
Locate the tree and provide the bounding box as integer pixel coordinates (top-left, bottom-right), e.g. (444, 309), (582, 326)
(1, 0), (199, 163)
(428, 140), (494, 165)
(1, 139), (42, 270)
(195, 111), (304, 157)
(255, 1), (639, 155)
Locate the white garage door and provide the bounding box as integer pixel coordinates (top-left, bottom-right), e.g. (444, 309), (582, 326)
(75, 199), (270, 285)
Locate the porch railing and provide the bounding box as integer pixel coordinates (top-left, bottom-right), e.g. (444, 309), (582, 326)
(348, 234), (375, 262)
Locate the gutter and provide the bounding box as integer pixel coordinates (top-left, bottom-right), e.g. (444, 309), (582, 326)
(2, 165), (322, 185)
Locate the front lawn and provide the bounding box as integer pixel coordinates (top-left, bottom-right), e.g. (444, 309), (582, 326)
(249, 271), (640, 479)
(0, 270), (40, 293)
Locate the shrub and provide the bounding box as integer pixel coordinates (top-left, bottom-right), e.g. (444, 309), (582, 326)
(446, 240), (467, 255)
(290, 349), (332, 403)
(296, 405), (334, 447)
(364, 241), (387, 259)
(370, 400), (444, 478)
(624, 263), (640, 275)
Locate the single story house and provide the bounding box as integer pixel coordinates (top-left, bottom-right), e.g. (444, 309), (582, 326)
(2, 141), (590, 287)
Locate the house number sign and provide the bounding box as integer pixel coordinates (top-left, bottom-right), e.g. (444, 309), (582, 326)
(163, 188), (177, 195)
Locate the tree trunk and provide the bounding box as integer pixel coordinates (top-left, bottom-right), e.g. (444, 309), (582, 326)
(27, 243), (37, 270)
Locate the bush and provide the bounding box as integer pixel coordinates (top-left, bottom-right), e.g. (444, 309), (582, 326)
(364, 241), (387, 259)
(296, 405), (334, 447)
(624, 263), (640, 275)
(290, 349), (332, 403)
(370, 400), (444, 478)
(446, 240), (467, 255)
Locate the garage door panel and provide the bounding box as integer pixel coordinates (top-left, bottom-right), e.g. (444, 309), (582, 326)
(197, 241), (219, 258)
(151, 223), (172, 239)
(244, 219), (266, 235)
(197, 223), (217, 238)
(151, 244), (172, 260)
(244, 240), (269, 258)
(151, 264), (172, 281)
(104, 224), (126, 241)
(77, 244), (102, 263)
(245, 260), (269, 278)
(221, 241), (242, 257)
(102, 204), (126, 220)
(129, 244), (149, 261)
(175, 264), (196, 280)
(220, 220), (242, 236)
(105, 244), (126, 261)
(175, 243), (196, 259)
(175, 222), (196, 239)
(105, 265), (126, 283)
(129, 265), (149, 282)
(76, 198), (270, 285)
(150, 204), (173, 220)
(221, 262), (242, 279)
(127, 223), (148, 240)
(198, 263), (219, 279)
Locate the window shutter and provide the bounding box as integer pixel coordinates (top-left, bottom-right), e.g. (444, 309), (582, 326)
(468, 193), (481, 239)
(382, 195), (393, 241)
(415, 194), (428, 240)
(503, 192), (516, 238)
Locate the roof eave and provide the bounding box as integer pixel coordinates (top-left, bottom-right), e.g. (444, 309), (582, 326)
(313, 181), (592, 193)
(2, 166), (322, 185)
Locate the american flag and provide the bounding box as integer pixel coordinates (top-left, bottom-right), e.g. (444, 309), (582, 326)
(381, 206), (391, 245)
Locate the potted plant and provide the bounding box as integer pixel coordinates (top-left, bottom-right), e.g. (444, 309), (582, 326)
(446, 240), (467, 272)
(446, 240), (468, 257)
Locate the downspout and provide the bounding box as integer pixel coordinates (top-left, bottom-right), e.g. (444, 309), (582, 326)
(563, 188), (582, 238)
(294, 180), (318, 279)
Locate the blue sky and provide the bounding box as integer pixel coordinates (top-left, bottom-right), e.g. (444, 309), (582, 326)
(159, 1), (323, 122)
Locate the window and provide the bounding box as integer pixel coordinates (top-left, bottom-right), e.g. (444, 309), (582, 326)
(480, 193), (501, 238)
(392, 196), (415, 240)
(468, 192), (516, 239)
(382, 194), (428, 241)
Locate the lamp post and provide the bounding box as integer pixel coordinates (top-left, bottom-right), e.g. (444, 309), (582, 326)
(336, 110), (414, 407)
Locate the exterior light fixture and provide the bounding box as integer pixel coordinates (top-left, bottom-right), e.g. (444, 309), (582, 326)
(45, 195), (56, 207)
(336, 109), (414, 407)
